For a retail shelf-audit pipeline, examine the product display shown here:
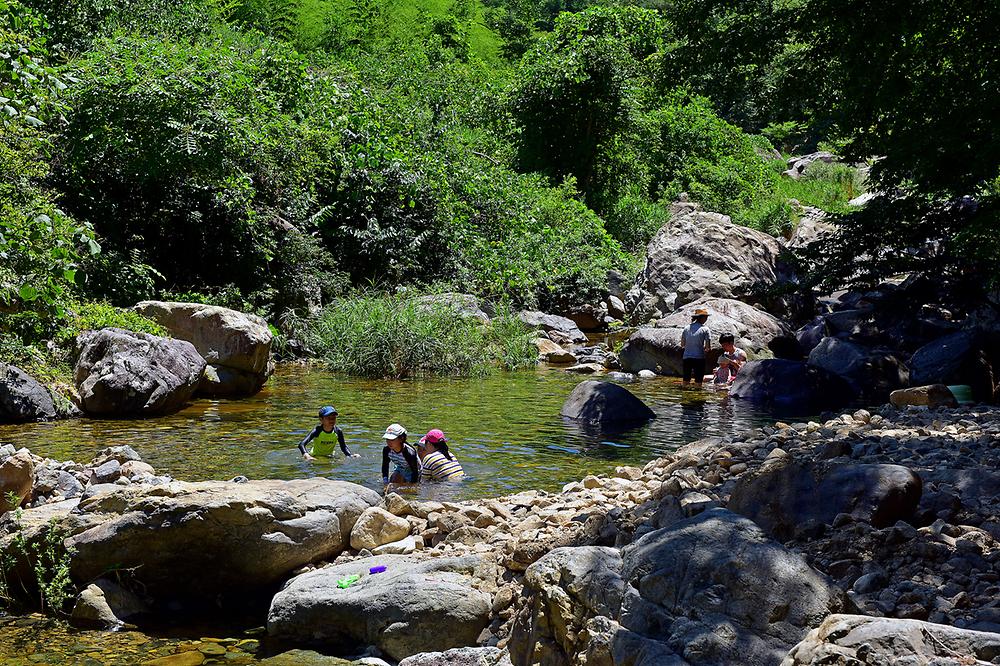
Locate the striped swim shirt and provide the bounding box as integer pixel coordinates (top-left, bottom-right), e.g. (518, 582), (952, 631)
(420, 451), (465, 481)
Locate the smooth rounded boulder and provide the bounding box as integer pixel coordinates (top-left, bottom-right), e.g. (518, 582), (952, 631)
(350, 507), (412, 550)
(135, 301), (273, 396)
(619, 298), (787, 375)
(728, 461), (922, 541)
(268, 555), (493, 661)
(73, 328), (206, 416)
(629, 203), (782, 317)
(0, 363), (56, 423)
(729, 359), (856, 414)
(889, 384), (958, 409)
(909, 330), (993, 400)
(66, 478), (380, 600)
(560, 380), (655, 428)
(0, 451), (35, 513)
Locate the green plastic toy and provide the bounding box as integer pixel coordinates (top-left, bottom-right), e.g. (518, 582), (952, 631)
(336, 574), (360, 589)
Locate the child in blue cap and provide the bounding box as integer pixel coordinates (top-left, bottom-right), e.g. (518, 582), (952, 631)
(298, 406), (359, 460)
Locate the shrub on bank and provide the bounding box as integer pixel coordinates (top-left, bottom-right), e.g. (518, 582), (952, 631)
(297, 292), (536, 378)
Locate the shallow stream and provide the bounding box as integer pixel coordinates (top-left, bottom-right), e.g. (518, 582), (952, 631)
(0, 363), (782, 662)
(1, 364), (777, 500)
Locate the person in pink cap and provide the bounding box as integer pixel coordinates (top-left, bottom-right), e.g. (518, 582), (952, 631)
(417, 429), (465, 482)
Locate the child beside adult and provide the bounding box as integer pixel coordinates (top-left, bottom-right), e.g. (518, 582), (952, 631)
(381, 423), (420, 484)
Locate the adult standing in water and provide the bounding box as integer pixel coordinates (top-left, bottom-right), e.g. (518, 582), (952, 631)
(680, 307), (712, 385)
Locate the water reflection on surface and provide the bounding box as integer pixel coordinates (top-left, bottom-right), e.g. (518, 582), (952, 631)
(0, 365), (777, 500)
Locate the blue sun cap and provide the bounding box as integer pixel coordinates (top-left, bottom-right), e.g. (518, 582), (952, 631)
(318, 406), (338, 418)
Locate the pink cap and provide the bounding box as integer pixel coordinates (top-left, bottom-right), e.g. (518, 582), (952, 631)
(419, 429), (447, 446)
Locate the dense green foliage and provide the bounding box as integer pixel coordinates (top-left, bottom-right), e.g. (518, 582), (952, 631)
(1, 0), (97, 316)
(295, 293), (536, 377)
(2, 0), (993, 380)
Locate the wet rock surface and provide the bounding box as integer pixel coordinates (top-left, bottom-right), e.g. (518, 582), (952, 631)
(5, 403), (1000, 664)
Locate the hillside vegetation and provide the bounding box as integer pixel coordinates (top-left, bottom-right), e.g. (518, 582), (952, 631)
(1, 0), (996, 371)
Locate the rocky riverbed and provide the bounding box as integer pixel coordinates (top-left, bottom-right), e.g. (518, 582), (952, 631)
(3, 401), (1000, 664)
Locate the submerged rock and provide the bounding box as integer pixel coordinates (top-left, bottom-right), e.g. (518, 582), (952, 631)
(560, 380), (655, 428)
(268, 555), (492, 661)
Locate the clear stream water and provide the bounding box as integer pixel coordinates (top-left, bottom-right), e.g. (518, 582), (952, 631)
(0, 364), (778, 501)
(0, 364), (782, 663)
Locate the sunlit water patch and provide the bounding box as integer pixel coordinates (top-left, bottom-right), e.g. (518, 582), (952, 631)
(0, 365), (777, 500)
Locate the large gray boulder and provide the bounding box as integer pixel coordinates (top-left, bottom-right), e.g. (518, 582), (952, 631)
(0, 364), (56, 423)
(909, 331), (994, 400)
(729, 461), (922, 541)
(620, 509), (847, 665)
(73, 328), (206, 416)
(518, 311), (587, 344)
(510, 510), (847, 666)
(729, 359), (856, 414)
(619, 298), (788, 375)
(628, 204), (782, 318)
(66, 479), (380, 599)
(135, 301), (273, 396)
(268, 555), (493, 661)
(560, 380), (655, 428)
(806, 337), (908, 402)
(782, 614), (1000, 665)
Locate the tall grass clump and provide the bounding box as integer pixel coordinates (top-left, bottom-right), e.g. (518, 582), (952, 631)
(776, 160), (867, 214)
(299, 292), (536, 378)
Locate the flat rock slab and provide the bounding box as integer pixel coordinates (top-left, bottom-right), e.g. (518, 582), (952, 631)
(729, 461), (922, 541)
(268, 555), (493, 661)
(66, 479), (380, 599)
(782, 614), (1000, 665)
(518, 311), (587, 344)
(399, 647), (510, 666)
